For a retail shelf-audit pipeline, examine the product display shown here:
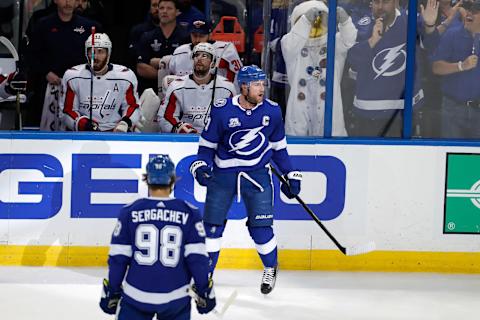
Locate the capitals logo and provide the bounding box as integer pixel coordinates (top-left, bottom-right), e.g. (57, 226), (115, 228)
(228, 126), (265, 156)
(372, 43), (406, 79)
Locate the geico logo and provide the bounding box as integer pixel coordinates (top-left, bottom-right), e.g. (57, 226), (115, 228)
(0, 154), (346, 220)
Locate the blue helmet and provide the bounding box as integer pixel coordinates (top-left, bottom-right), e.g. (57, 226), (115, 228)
(237, 65), (267, 86)
(146, 155), (175, 185)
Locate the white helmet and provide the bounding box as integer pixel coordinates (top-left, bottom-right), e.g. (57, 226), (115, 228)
(85, 33), (112, 62)
(192, 42), (216, 63)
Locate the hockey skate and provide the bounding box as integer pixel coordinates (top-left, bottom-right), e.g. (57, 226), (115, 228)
(260, 266), (277, 294)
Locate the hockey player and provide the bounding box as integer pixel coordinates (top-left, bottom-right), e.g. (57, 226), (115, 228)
(281, 0), (357, 136)
(100, 154), (216, 319)
(166, 18), (242, 82)
(189, 65), (302, 295)
(157, 42), (236, 133)
(60, 33), (141, 132)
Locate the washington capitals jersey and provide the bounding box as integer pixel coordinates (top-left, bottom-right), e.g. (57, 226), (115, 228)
(157, 74), (235, 133)
(348, 11), (424, 110)
(108, 197), (209, 313)
(60, 63), (140, 131)
(168, 41), (242, 82)
(197, 95), (294, 174)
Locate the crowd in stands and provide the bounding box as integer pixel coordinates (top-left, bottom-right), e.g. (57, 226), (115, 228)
(0, 0), (479, 139)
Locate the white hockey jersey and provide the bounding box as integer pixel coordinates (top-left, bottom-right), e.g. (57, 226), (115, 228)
(157, 74), (235, 133)
(281, 11), (357, 137)
(168, 41), (242, 82)
(60, 64), (141, 131)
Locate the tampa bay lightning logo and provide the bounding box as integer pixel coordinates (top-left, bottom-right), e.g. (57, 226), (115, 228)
(372, 43), (406, 79)
(214, 98), (227, 107)
(228, 126), (265, 156)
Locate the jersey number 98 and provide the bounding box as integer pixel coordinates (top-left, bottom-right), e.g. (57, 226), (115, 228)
(134, 224), (183, 267)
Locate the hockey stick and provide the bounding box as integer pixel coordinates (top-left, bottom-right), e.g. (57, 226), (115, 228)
(270, 165), (375, 256)
(188, 287), (238, 318)
(89, 26), (96, 125)
(203, 41), (233, 127)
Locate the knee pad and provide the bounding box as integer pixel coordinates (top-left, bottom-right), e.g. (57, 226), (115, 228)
(248, 226), (277, 255)
(204, 222), (225, 253)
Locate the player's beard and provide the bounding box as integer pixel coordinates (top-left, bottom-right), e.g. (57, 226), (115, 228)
(93, 58), (108, 74)
(194, 63), (209, 78)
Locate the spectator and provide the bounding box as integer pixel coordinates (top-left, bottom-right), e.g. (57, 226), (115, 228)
(136, 0), (189, 94)
(60, 33), (140, 132)
(432, 0), (480, 138)
(74, 0), (104, 23)
(167, 18), (242, 82)
(176, 0), (205, 30)
(346, 0), (437, 137)
(27, 0), (101, 128)
(127, 0), (160, 70)
(158, 42), (236, 133)
(281, 1), (357, 136)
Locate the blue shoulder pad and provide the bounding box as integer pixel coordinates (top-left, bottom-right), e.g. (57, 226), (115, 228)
(213, 98), (227, 108)
(266, 98), (279, 106)
(185, 200), (198, 210)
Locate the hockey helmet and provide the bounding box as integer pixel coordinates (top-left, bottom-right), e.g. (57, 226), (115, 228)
(192, 42), (216, 61)
(85, 33), (112, 62)
(237, 65), (267, 86)
(146, 154), (176, 185)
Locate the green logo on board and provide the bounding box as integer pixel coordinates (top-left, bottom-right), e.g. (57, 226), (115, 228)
(444, 153), (480, 234)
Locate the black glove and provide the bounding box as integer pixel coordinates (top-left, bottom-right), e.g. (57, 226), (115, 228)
(280, 171), (302, 199)
(99, 279), (122, 315)
(190, 160), (212, 186)
(191, 280), (216, 314)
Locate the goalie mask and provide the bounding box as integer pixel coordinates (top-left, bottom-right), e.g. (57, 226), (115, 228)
(85, 33), (112, 63)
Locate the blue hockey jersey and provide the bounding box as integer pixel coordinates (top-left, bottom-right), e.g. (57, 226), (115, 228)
(347, 11), (425, 110)
(108, 197), (209, 313)
(197, 95), (294, 174)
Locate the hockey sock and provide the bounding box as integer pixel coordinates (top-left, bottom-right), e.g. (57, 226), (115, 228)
(204, 222), (226, 275)
(248, 226), (277, 268)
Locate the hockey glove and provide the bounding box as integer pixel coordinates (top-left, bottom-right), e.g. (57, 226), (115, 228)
(174, 122), (198, 134)
(76, 116), (99, 131)
(190, 160), (212, 186)
(280, 171), (302, 199)
(191, 280), (216, 314)
(99, 278), (122, 315)
(114, 117), (132, 132)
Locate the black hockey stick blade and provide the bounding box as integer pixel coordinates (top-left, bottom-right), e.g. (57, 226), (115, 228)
(270, 165), (375, 256)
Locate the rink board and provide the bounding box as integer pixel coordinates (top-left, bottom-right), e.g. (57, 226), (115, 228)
(0, 132), (479, 272)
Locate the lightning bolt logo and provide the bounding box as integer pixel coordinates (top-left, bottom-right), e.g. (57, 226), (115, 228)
(229, 126), (266, 156)
(372, 43), (406, 79)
